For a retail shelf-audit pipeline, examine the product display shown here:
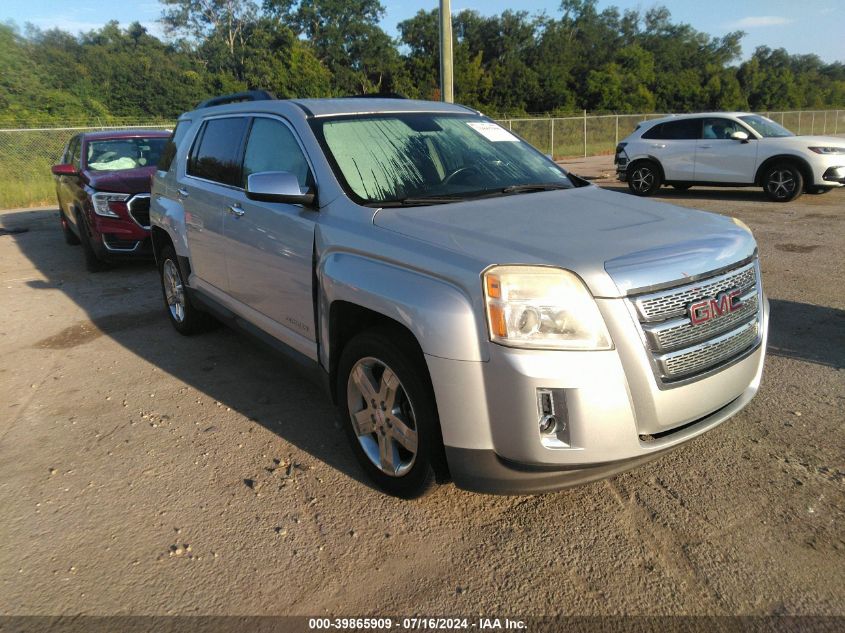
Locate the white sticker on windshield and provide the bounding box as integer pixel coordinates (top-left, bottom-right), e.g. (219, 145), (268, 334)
(466, 121), (520, 142)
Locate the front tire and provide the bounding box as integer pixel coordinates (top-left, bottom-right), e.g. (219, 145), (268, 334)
(158, 245), (209, 335)
(59, 208), (80, 245)
(627, 161), (662, 196)
(76, 210), (109, 272)
(763, 162), (803, 202)
(337, 329), (440, 498)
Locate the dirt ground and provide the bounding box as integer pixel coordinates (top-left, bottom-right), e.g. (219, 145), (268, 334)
(0, 179), (843, 618)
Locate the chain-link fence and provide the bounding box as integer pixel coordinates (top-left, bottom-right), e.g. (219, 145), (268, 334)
(494, 109), (845, 160)
(0, 122), (171, 210)
(2, 110), (843, 209)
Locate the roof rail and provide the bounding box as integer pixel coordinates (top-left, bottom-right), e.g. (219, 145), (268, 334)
(196, 90), (277, 109)
(341, 92), (408, 100)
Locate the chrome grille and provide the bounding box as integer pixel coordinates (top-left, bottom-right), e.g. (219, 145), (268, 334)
(630, 260), (762, 382)
(128, 194), (151, 229)
(644, 290), (758, 352)
(657, 321), (759, 379)
(634, 263), (756, 322)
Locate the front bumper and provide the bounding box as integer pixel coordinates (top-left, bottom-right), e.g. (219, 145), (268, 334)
(822, 166), (845, 184)
(90, 214), (152, 259)
(427, 296), (769, 494)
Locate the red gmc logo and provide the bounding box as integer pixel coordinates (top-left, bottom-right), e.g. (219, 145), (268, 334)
(688, 289), (743, 325)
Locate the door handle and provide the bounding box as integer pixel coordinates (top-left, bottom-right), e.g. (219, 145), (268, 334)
(698, 145), (712, 149)
(228, 204), (245, 217)
(177, 188), (189, 198)
(650, 144), (667, 149)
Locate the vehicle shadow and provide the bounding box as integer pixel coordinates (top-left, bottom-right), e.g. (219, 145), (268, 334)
(600, 182), (772, 203)
(3, 208), (372, 489)
(767, 298), (845, 370)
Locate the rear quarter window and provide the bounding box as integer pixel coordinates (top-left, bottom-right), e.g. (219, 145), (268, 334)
(157, 120), (190, 173)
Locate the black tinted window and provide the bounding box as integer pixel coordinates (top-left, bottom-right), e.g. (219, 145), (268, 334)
(642, 119), (700, 140)
(158, 120), (190, 172)
(242, 118), (312, 190)
(188, 117), (248, 186)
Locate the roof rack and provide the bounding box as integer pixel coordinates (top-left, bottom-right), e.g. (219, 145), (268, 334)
(341, 92), (408, 100)
(196, 90), (277, 109)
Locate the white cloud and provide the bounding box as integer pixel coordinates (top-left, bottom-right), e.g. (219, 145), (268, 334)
(729, 16), (793, 28)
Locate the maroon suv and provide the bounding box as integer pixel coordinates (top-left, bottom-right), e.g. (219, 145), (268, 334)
(52, 130), (171, 270)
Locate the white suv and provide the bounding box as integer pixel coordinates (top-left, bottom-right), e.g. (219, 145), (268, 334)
(615, 112), (845, 201)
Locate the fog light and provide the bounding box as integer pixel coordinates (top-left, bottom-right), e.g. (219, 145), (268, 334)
(536, 387), (570, 443)
(539, 414), (558, 434)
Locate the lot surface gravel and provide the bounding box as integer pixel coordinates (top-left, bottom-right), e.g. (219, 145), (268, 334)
(0, 181), (843, 617)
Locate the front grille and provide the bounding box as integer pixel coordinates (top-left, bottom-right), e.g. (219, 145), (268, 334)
(634, 263), (756, 322)
(128, 194), (151, 228)
(629, 260), (762, 383)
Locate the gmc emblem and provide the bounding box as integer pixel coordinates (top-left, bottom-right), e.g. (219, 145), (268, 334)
(688, 289), (743, 325)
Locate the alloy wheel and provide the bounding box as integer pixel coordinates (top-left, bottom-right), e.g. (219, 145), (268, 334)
(162, 259), (186, 323)
(767, 169), (795, 199)
(631, 167), (655, 193)
(346, 357), (418, 477)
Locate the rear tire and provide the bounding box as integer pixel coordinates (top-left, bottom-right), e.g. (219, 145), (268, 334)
(337, 328), (440, 498)
(158, 245), (211, 335)
(627, 161), (662, 196)
(763, 162), (803, 202)
(59, 208), (80, 245)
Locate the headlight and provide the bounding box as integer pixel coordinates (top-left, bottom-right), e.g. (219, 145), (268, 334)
(91, 192), (130, 218)
(483, 265), (612, 350)
(808, 146), (845, 155)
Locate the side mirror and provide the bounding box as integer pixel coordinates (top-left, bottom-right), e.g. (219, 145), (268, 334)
(245, 171), (315, 206)
(730, 131), (749, 142)
(51, 163), (77, 176)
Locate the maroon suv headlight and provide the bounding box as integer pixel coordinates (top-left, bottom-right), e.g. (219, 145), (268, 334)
(91, 192), (130, 218)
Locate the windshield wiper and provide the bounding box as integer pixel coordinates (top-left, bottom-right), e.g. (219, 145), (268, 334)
(374, 196), (463, 207)
(501, 183), (570, 194)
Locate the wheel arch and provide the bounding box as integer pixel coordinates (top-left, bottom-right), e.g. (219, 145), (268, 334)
(755, 154), (814, 188)
(629, 155), (666, 181)
(318, 252), (486, 400)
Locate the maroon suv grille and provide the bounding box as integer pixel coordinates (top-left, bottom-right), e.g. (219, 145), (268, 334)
(128, 195), (151, 228)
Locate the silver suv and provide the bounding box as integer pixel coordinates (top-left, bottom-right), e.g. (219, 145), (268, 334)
(150, 92), (769, 497)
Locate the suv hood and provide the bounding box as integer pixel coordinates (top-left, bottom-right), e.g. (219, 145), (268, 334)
(373, 186), (756, 298)
(83, 166), (155, 194)
(764, 135), (845, 147)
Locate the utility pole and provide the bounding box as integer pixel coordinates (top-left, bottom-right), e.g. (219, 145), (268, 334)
(439, 0), (454, 102)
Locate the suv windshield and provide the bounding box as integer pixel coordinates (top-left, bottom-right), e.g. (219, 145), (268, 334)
(313, 113), (572, 205)
(86, 137), (167, 171)
(738, 115), (794, 138)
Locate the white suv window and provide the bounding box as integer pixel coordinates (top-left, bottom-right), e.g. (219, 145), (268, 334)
(641, 119), (701, 140)
(701, 118), (746, 140)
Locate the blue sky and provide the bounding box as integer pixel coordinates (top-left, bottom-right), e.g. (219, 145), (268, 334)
(3, 0), (843, 63)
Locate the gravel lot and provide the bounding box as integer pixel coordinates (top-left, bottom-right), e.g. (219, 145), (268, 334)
(0, 178), (843, 618)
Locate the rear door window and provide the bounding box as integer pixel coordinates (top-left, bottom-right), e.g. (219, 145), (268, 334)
(642, 119), (701, 140)
(188, 117), (249, 187)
